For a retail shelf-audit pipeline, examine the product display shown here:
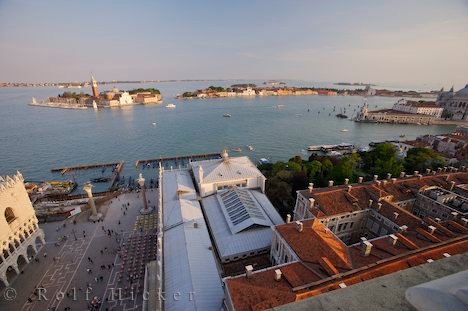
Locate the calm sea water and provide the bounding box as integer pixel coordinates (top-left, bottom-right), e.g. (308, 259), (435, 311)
(0, 80), (455, 185)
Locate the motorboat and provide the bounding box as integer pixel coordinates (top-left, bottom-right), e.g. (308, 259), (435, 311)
(152, 122), (157, 126)
(340, 129), (349, 132)
(223, 113), (231, 117)
(275, 104), (285, 108)
(258, 158), (270, 165)
(231, 147), (242, 152)
(166, 103), (176, 108)
(247, 145), (254, 151)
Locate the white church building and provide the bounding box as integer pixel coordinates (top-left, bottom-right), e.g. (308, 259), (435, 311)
(0, 172), (45, 287)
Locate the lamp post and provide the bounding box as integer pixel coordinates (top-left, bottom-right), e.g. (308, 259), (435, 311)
(137, 173), (153, 214)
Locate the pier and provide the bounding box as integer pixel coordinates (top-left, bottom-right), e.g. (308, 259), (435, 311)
(136, 152), (222, 170)
(51, 161), (124, 175)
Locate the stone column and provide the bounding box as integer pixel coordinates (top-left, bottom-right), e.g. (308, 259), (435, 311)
(83, 182), (102, 221)
(138, 173), (153, 214)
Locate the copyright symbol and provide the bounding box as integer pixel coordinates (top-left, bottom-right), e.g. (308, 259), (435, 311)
(4, 287), (16, 301)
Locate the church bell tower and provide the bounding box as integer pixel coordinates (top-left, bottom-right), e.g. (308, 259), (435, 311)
(91, 75), (99, 97)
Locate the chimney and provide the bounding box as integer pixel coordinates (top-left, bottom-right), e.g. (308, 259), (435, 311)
(245, 265), (253, 278)
(437, 167), (442, 173)
(450, 181), (456, 191)
(344, 178), (349, 185)
(274, 269), (282, 281)
(347, 185), (352, 192)
(286, 214), (291, 224)
(435, 217), (441, 222)
(400, 225), (408, 232)
(360, 237), (367, 243)
(443, 166), (448, 172)
(388, 234), (398, 246)
(462, 166), (466, 171)
(443, 253), (451, 258)
(427, 225), (436, 235)
(358, 176), (363, 183)
(432, 170), (436, 175)
(328, 180), (334, 187)
(451, 212), (459, 219)
(308, 182), (314, 193)
(295, 221), (303, 232)
(382, 180), (388, 185)
(197, 166), (204, 183)
(391, 178), (397, 183)
(393, 212), (399, 220)
(446, 174), (450, 181)
(373, 175), (378, 181)
(377, 203), (382, 210)
(376, 180), (381, 186)
(414, 170), (419, 176)
(361, 240), (373, 256)
(338, 283), (347, 289)
(426, 168), (431, 175)
(368, 199), (373, 208)
(400, 172), (406, 178)
(309, 198), (315, 207)
(387, 173), (392, 180)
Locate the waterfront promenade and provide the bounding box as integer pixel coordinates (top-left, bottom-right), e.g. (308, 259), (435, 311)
(0, 190), (158, 311)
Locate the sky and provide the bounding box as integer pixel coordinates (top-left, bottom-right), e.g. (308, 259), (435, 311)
(1, 0), (467, 89)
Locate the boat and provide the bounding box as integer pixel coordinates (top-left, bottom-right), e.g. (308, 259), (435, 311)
(399, 134), (406, 138)
(258, 158), (270, 165)
(247, 145), (254, 151)
(90, 177), (111, 183)
(336, 113), (348, 119)
(223, 113), (231, 117)
(166, 103), (176, 108)
(231, 147), (242, 152)
(275, 104), (285, 108)
(340, 129), (349, 132)
(152, 122), (157, 126)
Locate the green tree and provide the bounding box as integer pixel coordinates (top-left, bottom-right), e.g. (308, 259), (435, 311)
(404, 148), (446, 173)
(272, 161), (287, 176)
(363, 143), (402, 178)
(287, 161), (302, 173)
(266, 177), (294, 218)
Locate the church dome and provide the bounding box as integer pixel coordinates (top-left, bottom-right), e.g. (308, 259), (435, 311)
(455, 84), (468, 98)
(111, 87), (120, 93)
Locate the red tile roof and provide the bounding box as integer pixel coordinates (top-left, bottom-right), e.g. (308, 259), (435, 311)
(276, 219), (353, 270)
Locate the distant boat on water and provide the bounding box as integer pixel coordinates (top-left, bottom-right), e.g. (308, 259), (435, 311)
(336, 113), (348, 119)
(231, 147), (242, 152)
(152, 122), (157, 126)
(340, 129), (349, 132)
(247, 145), (254, 151)
(275, 104), (285, 109)
(166, 103), (176, 108)
(223, 113), (231, 117)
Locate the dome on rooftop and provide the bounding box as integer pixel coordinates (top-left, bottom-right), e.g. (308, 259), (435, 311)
(454, 84), (468, 97)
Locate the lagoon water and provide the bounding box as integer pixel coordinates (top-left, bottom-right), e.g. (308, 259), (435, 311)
(0, 80), (455, 183)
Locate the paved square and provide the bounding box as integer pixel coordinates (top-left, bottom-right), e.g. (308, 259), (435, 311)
(0, 190), (158, 311)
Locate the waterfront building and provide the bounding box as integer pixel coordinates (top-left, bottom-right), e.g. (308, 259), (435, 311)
(222, 171), (468, 310)
(393, 99), (443, 118)
(239, 87), (256, 96)
(133, 92), (163, 104)
(355, 102), (436, 124)
(190, 151), (284, 263)
(0, 172), (45, 287)
(437, 84), (468, 121)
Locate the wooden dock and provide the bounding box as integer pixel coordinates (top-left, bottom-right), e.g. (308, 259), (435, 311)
(135, 152), (222, 169)
(51, 161), (124, 175)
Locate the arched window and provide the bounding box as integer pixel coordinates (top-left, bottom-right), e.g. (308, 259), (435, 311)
(5, 207), (16, 224)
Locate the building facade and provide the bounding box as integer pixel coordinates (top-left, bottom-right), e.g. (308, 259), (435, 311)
(393, 99), (443, 118)
(356, 103), (436, 124)
(0, 172), (45, 287)
(437, 85), (468, 121)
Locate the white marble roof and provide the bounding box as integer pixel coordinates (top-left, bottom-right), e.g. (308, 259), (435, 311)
(191, 156), (263, 184)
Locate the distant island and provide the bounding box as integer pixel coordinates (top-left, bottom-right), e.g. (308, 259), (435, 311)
(335, 82), (377, 86)
(177, 84), (438, 99)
